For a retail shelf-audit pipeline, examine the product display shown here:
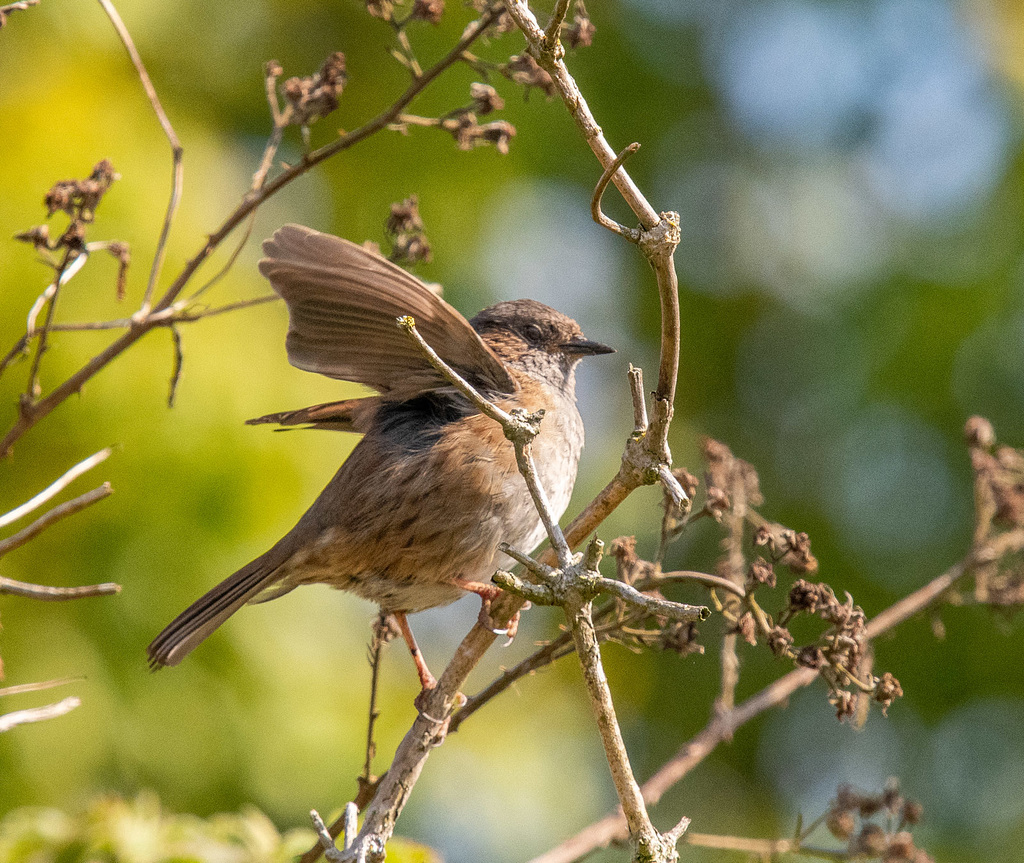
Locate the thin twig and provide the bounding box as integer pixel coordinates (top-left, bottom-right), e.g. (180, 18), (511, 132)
(542, 0), (572, 47)
(167, 326), (184, 407)
(591, 143), (641, 241)
(592, 577), (706, 622)
(627, 364), (647, 434)
(97, 0), (183, 314)
(450, 632), (577, 733)
(0, 0), (40, 27)
(0, 484), (113, 558)
(567, 599), (667, 861)
(715, 458), (748, 718)
(0, 575), (121, 600)
(643, 570), (745, 598)
(0, 678), (78, 698)
(396, 317), (522, 429)
(503, 1), (657, 229)
(25, 252), (77, 400)
(49, 294), (279, 332)
(362, 612), (389, 786)
(0, 447), (112, 529)
(0, 696), (80, 732)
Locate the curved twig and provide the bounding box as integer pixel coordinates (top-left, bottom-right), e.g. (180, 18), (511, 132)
(591, 142), (641, 241)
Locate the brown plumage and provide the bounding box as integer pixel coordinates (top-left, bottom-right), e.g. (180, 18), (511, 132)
(147, 224), (613, 690)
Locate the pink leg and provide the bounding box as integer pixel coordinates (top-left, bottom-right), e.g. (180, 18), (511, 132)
(393, 611), (436, 692)
(454, 578), (523, 642)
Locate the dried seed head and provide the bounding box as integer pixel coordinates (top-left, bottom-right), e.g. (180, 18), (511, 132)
(470, 82), (504, 115)
(964, 415), (995, 449)
(411, 0), (444, 24)
(766, 625), (793, 657)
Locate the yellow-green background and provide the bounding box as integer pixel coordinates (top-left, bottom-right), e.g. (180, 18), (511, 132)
(1, 1), (1023, 861)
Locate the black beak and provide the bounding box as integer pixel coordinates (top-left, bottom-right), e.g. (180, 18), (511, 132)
(560, 337), (616, 357)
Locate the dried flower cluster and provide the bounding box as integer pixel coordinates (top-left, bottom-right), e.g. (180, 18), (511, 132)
(15, 160), (120, 255)
(280, 52), (347, 128)
(824, 780), (932, 863)
(389, 82), (517, 155)
(961, 416), (1024, 607)
(563, 0), (595, 49)
(366, 0), (445, 25)
(384, 196), (432, 265)
(606, 439), (902, 723)
(502, 53), (556, 98)
(446, 112), (517, 154)
(608, 536), (703, 657)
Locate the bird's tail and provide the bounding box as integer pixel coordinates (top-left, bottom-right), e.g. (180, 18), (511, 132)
(147, 553), (289, 669)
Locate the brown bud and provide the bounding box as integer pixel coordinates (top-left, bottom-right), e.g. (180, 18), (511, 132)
(901, 800), (923, 825)
(874, 672), (903, 714)
(788, 580), (825, 614)
(705, 486), (729, 520)
(884, 831), (916, 861)
(411, 0), (444, 23)
(673, 467), (699, 499)
(565, 8), (595, 49)
(470, 82), (504, 115)
(734, 611), (757, 646)
(826, 808), (856, 840)
(479, 120), (516, 154)
(964, 416), (995, 449)
(366, 0), (394, 19)
(831, 689), (855, 722)
(504, 53), (555, 97)
(661, 621), (703, 657)
(386, 196), (425, 236)
(748, 557), (776, 588)
(852, 823), (887, 857)
(795, 646), (825, 669)
(766, 625), (793, 657)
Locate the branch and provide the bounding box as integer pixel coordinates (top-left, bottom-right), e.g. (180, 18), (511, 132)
(97, 0), (183, 315)
(0, 0), (38, 27)
(0, 575), (121, 600)
(0, 696), (80, 733)
(501, 0), (681, 435)
(0, 678), (78, 698)
(0, 447), (111, 528)
(0, 483), (113, 558)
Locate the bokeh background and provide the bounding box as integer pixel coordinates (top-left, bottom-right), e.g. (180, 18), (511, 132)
(1, 0), (1023, 860)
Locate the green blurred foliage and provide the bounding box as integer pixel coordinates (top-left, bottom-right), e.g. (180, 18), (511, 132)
(0, 1), (1022, 862)
(0, 792), (437, 863)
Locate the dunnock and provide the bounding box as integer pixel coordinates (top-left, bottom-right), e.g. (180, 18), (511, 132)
(148, 224), (613, 692)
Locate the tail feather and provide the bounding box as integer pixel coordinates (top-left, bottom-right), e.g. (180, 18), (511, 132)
(147, 554), (286, 668)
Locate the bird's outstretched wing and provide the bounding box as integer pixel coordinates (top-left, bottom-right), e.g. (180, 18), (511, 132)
(259, 225), (515, 400)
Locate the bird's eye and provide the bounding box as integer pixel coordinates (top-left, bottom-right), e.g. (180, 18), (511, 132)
(523, 323), (544, 343)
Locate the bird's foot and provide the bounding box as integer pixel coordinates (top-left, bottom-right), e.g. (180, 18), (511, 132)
(455, 578), (531, 645)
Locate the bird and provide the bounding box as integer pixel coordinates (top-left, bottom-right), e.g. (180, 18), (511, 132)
(147, 223), (614, 695)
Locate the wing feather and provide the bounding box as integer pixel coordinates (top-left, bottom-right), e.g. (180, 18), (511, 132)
(259, 225), (515, 399)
